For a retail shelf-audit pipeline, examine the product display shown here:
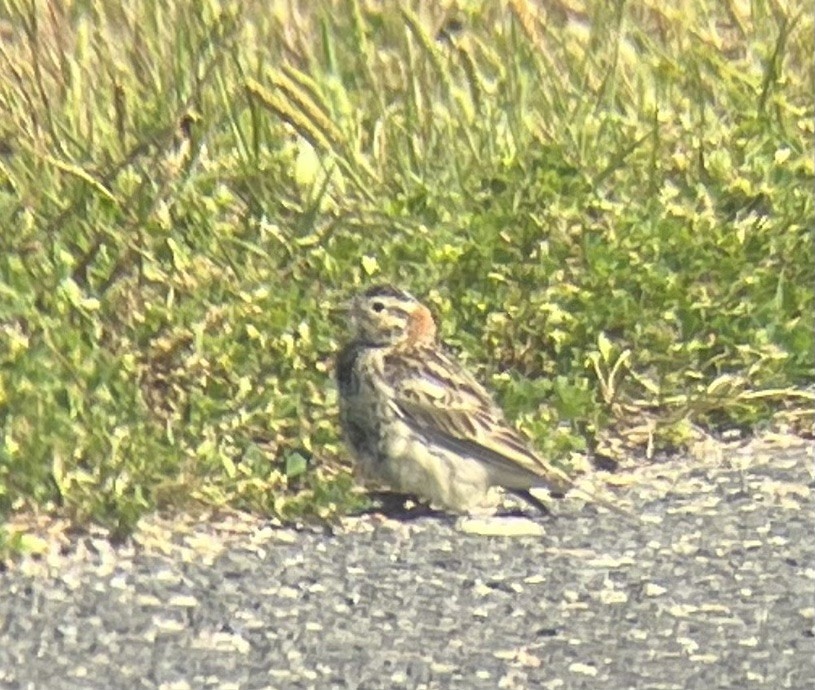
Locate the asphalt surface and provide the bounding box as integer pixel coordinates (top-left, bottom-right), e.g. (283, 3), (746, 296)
(1, 437), (813, 690)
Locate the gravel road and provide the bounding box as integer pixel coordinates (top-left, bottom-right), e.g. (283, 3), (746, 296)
(1, 436), (813, 690)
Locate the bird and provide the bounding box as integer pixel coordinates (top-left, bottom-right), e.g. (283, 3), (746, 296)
(335, 283), (625, 517)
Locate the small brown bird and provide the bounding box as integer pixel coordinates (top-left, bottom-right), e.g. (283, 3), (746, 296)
(335, 284), (622, 516)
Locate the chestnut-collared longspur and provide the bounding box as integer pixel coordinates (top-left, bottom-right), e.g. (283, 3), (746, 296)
(335, 284), (609, 516)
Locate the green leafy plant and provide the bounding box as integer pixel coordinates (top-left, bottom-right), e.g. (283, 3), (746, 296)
(0, 0), (812, 539)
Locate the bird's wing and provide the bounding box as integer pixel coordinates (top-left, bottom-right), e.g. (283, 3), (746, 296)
(383, 347), (574, 494)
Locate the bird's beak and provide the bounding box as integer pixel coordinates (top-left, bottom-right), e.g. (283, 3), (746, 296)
(330, 297), (354, 319)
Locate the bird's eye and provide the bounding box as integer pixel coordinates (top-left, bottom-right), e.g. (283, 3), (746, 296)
(371, 301), (385, 313)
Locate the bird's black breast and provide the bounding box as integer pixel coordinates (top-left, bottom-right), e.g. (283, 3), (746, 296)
(335, 341), (369, 396)
(336, 341), (380, 459)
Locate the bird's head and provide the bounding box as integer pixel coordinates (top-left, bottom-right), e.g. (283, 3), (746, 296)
(348, 284), (436, 347)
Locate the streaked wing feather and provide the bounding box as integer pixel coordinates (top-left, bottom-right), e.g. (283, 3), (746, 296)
(385, 348), (574, 493)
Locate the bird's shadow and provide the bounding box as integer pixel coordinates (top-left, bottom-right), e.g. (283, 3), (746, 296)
(351, 491), (544, 522)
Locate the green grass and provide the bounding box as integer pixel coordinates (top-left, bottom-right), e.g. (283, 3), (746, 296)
(1, 0), (812, 547)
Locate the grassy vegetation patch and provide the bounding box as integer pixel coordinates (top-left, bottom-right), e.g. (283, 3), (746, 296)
(0, 0), (812, 546)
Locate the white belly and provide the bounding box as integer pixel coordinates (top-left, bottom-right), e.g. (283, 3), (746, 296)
(374, 419), (498, 513)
